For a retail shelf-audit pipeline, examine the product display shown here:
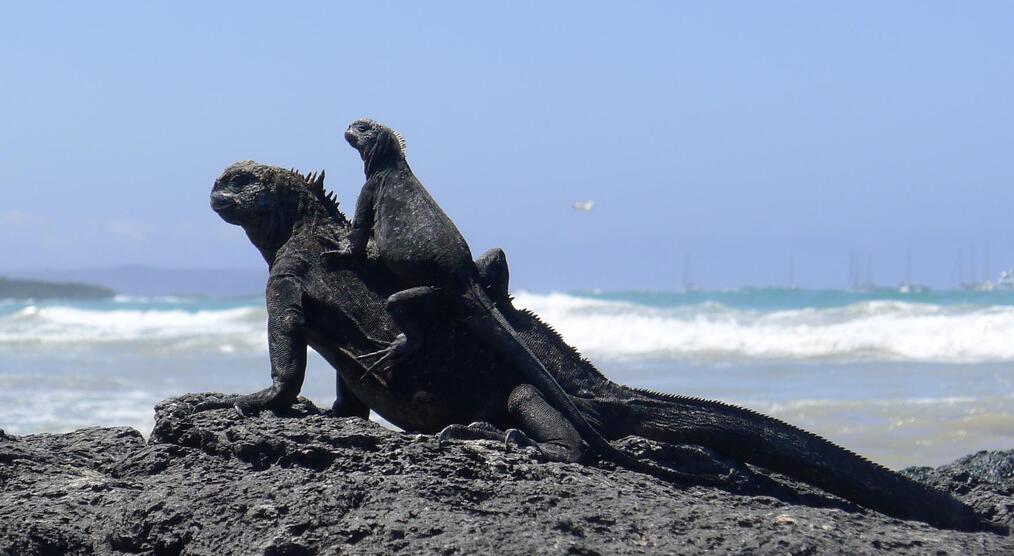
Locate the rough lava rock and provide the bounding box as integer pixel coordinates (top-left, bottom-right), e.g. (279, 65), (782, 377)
(2, 393), (1012, 555)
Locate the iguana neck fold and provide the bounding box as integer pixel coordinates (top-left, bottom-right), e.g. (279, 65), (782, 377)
(365, 153), (409, 179)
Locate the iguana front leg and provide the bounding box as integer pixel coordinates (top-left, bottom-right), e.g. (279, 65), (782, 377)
(197, 273), (309, 415)
(320, 175), (377, 263)
(196, 272), (370, 418)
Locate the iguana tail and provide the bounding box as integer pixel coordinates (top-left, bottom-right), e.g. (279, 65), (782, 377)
(458, 282), (731, 486)
(628, 387), (1002, 532)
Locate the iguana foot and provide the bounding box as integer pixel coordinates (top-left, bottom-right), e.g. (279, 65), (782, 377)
(332, 374), (371, 419)
(436, 422), (573, 462)
(504, 428), (537, 449)
(200, 387), (297, 417)
(193, 392), (295, 417)
(356, 333), (416, 380)
(503, 428), (581, 461)
(233, 400), (257, 417)
(193, 396), (241, 413)
(437, 421), (508, 447)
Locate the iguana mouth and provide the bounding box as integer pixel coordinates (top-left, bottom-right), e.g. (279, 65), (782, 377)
(344, 128), (359, 149)
(210, 195), (230, 210)
(210, 191), (240, 222)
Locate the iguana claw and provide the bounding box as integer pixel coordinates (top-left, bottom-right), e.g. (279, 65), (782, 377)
(192, 397), (238, 413)
(504, 428), (539, 451)
(436, 422), (508, 447)
(319, 249), (352, 267)
(357, 333), (412, 380)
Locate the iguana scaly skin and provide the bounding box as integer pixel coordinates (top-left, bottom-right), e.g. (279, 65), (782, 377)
(207, 160), (999, 533)
(206, 160), (702, 485)
(206, 161), (519, 427)
(323, 118), (727, 485)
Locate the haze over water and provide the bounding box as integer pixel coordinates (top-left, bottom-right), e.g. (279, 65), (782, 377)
(2, 288), (1012, 469)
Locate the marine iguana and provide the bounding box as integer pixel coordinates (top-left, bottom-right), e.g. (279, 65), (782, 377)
(205, 160), (709, 484)
(322, 118), (724, 484)
(207, 160), (1000, 533)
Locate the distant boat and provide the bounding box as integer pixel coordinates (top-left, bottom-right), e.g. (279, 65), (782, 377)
(997, 270), (1014, 289)
(847, 251), (890, 292)
(572, 200), (594, 212)
(681, 255), (702, 293)
(961, 278), (995, 291)
(958, 242), (996, 291)
(897, 248), (930, 293)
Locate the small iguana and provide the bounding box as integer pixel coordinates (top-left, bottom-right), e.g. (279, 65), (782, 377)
(206, 160), (1001, 533)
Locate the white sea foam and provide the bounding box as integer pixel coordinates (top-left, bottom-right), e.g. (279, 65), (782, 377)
(113, 294), (196, 304)
(0, 305), (267, 354)
(0, 388), (156, 436)
(512, 292), (1014, 363)
(6, 293), (1014, 362)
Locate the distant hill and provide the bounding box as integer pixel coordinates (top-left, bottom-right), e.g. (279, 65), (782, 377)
(0, 277), (116, 300)
(5, 266), (266, 297)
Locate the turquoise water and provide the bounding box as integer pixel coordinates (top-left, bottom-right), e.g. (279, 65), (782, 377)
(2, 289), (1013, 468)
(583, 287), (1014, 311)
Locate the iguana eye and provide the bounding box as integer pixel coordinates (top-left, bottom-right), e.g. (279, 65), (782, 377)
(357, 124), (370, 133)
(231, 173), (254, 187)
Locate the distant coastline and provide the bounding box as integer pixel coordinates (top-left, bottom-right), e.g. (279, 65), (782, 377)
(5, 266), (265, 297)
(0, 276), (116, 300)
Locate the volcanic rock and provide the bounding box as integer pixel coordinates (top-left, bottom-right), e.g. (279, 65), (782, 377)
(1, 393), (1012, 555)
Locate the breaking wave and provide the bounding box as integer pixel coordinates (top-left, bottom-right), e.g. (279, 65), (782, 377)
(5, 292), (1014, 362)
(511, 292), (1014, 363)
(0, 304), (267, 355)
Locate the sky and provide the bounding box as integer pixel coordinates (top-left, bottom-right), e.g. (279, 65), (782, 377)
(1, 2), (1012, 291)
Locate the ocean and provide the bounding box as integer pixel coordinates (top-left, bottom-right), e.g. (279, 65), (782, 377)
(2, 288), (1013, 469)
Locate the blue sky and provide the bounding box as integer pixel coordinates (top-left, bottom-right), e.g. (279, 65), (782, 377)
(1, 2), (1012, 290)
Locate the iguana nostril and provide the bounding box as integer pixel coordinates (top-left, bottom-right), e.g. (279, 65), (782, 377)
(209, 191), (233, 211)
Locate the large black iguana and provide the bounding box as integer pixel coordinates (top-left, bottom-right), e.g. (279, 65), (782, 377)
(320, 118), (710, 484)
(206, 159), (1000, 533)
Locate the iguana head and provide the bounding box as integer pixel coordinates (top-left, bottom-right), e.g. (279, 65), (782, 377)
(344, 118), (407, 176)
(211, 161), (345, 262)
